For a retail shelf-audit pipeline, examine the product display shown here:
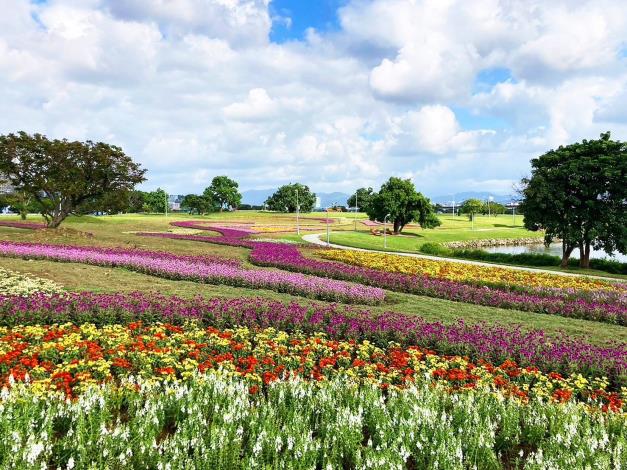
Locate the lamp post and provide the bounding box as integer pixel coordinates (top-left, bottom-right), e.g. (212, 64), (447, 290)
(354, 191), (358, 231)
(295, 189), (300, 236)
(487, 196), (493, 218)
(384, 213), (391, 249)
(326, 208), (330, 247)
(165, 191), (168, 218)
(512, 202), (516, 226)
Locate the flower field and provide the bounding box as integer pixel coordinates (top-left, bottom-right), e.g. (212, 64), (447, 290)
(0, 241), (385, 305)
(1, 320), (623, 408)
(0, 314), (625, 468)
(1, 216), (626, 468)
(3, 374), (625, 469)
(0, 293), (624, 386)
(137, 224), (627, 324)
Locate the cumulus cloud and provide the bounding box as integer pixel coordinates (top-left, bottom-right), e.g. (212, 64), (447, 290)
(1, 0), (627, 198)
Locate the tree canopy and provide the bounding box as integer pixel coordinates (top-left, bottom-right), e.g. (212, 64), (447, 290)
(204, 176), (241, 211)
(459, 199), (485, 220)
(143, 188), (168, 213)
(181, 194), (216, 215)
(265, 183), (316, 212)
(346, 187), (375, 213)
(0, 132), (146, 227)
(366, 177), (440, 233)
(519, 132), (627, 268)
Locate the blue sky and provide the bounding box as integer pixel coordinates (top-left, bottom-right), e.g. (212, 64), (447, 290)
(270, 0), (347, 42)
(2, 0), (627, 197)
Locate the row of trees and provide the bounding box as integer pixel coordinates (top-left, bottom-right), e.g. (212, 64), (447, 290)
(180, 176), (242, 214)
(456, 199), (507, 218)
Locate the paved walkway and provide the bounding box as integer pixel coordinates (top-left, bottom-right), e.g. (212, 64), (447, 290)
(302, 233), (622, 282)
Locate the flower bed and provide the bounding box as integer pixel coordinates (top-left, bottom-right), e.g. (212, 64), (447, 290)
(1, 293), (624, 386)
(0, 241), (386, 304)
(0, 220), (45, 230)
(3, 374), (624, 469)
(1, 322), (621, 412)
(137, 225), (627, 325)
(0, 267), (65, 296)
(320, 250), (623, 292)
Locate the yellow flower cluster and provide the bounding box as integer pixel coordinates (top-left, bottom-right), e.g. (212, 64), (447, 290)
(318, 250), (621, 291)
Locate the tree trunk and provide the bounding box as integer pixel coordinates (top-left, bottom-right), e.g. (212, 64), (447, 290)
(46, 205), (71, 228)
(393, 220), (402, 234)
(560, 243), (574, 268)
(19, 210), (27, 220)
(579, 241), (591, 269)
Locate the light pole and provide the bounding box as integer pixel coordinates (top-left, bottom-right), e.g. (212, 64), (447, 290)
(384, 213), (391, 249)
(295, 189), (300, 236)
(487, 196), (493, 218)
(354, 191), (358, 231)
(326, 208), (330, 247)
(164, 191), (168, 218)
(512, 202), (516, 226)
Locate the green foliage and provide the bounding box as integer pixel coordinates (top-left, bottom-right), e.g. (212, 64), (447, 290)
(0, 131), (146, 227)
(520, 132), (627, 268)
(126, 190), (147, 213)
(366, 177), (440, 233)
(483, 202), (506, 215)
(181, 194), (216, 214)
(0, 191), (41, 220)
(204, 176), (241, 211)
(419, 243), (453, 256)
(265, 183), (316, 212)
(144, 188), (168, 213)
(346, 187), (375, 213)
(459, 199), (485, 220)
(420, 243), (627, 275)
(1, 376), (624, 469)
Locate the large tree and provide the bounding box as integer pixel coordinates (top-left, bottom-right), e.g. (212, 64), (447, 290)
(181, 194), (216, 215)
(346, 187), (375, 213)
(367, 177), (440, 234)
(0, 132), (146, 227)
(204, 176), (241, 211)
(519, 132), (627, 268)
(265, 183), (316, 212)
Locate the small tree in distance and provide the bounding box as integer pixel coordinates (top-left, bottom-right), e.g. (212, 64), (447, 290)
(459, 199), (484, 221)
(367, 177), (440, 234)
(346, 187), (375, 213)
(0, 132), (146, 228)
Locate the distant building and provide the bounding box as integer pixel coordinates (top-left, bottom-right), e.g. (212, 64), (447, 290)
(168, 194), (184, 211)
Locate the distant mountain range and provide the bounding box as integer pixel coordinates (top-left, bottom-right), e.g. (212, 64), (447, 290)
(242, 188), (517, 208)
(429, 192), (518, 205)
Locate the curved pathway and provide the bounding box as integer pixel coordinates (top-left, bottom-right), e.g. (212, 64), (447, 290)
(302, 233), (622, 282)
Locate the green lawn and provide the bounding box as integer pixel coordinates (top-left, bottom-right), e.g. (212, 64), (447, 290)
(328, 214), (540, 253)
(0, 213), (624, 347)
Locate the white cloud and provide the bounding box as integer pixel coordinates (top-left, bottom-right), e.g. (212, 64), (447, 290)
(1, 0), (627, 198)
(223, 88), (279, 121)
